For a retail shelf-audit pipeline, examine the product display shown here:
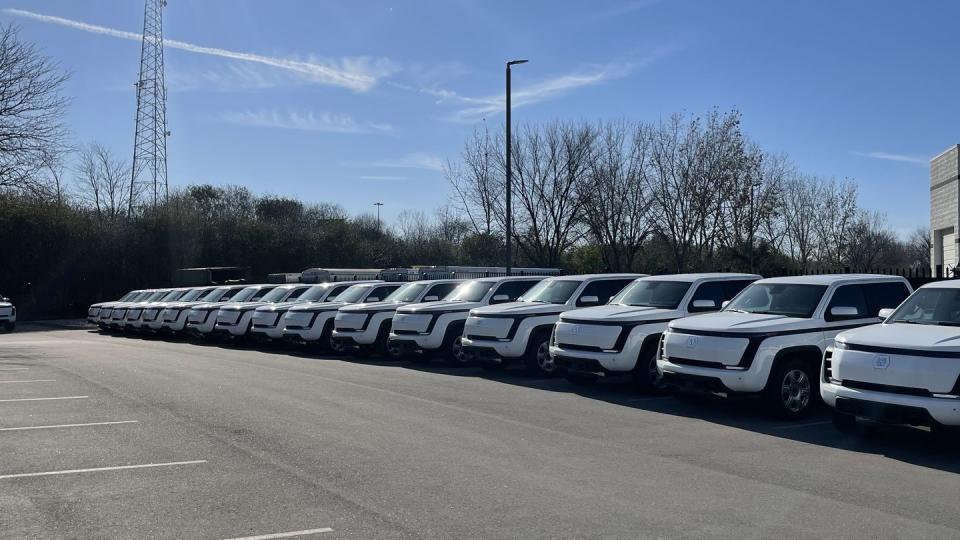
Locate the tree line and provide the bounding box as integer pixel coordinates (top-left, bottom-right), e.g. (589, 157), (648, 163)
(0, 23), (931, 319)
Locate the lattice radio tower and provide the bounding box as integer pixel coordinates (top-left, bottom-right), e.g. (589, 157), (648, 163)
(129, 0), (169, 212)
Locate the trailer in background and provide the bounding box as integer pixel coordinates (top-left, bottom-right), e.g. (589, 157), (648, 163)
(172, 267), (250, 286)
(380, 266), (561, 281)
(267, 273), (303, 284)
(300, 268), (383, 283)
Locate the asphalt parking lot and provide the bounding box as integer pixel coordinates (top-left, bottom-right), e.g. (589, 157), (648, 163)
(2, 325), (960, 539)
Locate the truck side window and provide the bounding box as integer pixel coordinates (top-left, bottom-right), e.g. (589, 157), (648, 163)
(426, 283), (458, 299)
(825, 285), (870, 321)
(370, 285), (399, 299)
(579, 279), (634, 306)
(864, 282), (911, 316)
(688, 282), (725, 313)
(494, 280), (539, 301)
(721, 280), (755, 300)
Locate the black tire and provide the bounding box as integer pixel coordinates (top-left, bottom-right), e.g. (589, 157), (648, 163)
(765, 358), (818, 420)
(565, 372), (599, 386)
(441, 326), (473, 366)
(319, 322), (348, 356)
(831, 409), (859, 434)
(631, 344), (667, 394)
(522, 332), (557, 377)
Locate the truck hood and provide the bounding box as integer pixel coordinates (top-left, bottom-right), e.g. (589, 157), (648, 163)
(560, 304), (678, 323)
(165, 300), (209, 309)
(669, 312), (811, 334)
(398, 300), (479, 314)
(288, 301), (348, 313)
(340, 300), (407, 313)
(220, 302), (269, 312)
(254, 301), (303, 312)
(470, 301), (567, 317)
(838, 323), (960, 353)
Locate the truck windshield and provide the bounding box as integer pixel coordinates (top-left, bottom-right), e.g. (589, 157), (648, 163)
(387, 283), (429, 303)
(258, 287), (291, 303)
(159, 290), (185, 302)
(145, 291), (169, 301)
(296, 285), (332, 303)
(179, 288), (208, 302)
(231, 287), (260, 302)
(520, 280), (582, 304)
(335, 285), (370, 304)
(889, 288), (960, 326)
(200, 287), (229, 302)
(724, 283), (827, 318)
(612, 280), (690, 309)
(446, 281), (494, 302)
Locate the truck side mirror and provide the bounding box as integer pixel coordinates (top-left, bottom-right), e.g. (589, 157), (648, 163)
(690, 299), (717, 312)
(491, 294), (510, 304)
(423, 295), (439, 302)
(366, 297), (379, 302)
(830, 306), (859, 317)
(878, 308), (895, 320)
(578, 295), (600, 306)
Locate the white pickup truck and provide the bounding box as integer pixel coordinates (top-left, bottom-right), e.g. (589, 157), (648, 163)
(105, 289), (170, 330)
(250, 280), (380, 341)
(282, 282), (402, 352)
(462, 274), (642, 375)
(822, 280), (960, 437)
(88, 290), (141, 326)
(388, 276), (545, 364)
(213, 284), (311, 340)
(333, 279), (462, 358)
(125, 288), (193, 331)
(0, 294), (15, 331)
(551, 273), (760, 388)
(160, 285), (248, 333)
(186, 284), (278, 336)
(658, 274), (912, 419)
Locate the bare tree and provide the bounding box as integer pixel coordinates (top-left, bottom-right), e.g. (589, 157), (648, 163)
(579, 120), (653, 271)
(814, 178), (859, 267)
(447, 127), (500, 235)
(845, 211), (898, 270)
(0, 25), (69, 193)
(75, 143), (134, 221)
(906, 226), (932, 268)
(781, 174), (822, 271)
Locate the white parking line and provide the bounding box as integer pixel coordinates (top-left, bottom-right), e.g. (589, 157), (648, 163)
(770, 420), (832, 430)
(0, 367), (29, 371)
(0, 420), (139, 432)
(0, 379), (55, 384)
(0, 395), (88, 403)
(223, 528), (334, 540)
(0, 460), (207, 480)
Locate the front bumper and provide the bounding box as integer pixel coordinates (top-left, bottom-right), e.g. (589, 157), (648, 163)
(186, 310), (219, 334)
(460, 336), (524, 359)
(214, 311), (255, 337)
(822, 381), (960, 427)
(332, 312), (392, 346)
(282, 311), (337, 342)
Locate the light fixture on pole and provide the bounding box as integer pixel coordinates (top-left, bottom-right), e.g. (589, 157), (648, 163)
(505, 59), (527, 275)
(373, 202), (384, 232)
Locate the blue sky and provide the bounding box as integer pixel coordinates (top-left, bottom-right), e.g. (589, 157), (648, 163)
(1, 0), (957, 233)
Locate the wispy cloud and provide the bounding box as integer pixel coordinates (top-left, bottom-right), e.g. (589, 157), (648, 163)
(591, 0), (661, 21)
(359, 175), (407, 181)
(343, 152), (444, 172)
(425, 47), (676, 122)
(852, 151), (928, 166)
(219, 110), (395, 135)
(3, 8), (392, 92)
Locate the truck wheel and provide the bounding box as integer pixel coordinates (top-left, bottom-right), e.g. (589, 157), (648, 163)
(765, 358), (817, 420)
(522, 333), (557, 377)
(831, 409), (859, 434)
(632, 346), (666, 394)
(565, 372), (599, 386)
(442, 330), (473, 366)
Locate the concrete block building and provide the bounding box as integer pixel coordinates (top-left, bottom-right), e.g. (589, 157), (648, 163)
(931, 145), (960, 276)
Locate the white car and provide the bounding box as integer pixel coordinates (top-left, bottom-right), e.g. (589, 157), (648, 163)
(822, 280), (960, 436)
(0, 294), (15, 331)
(212, 284), (311, 340)
(160, 285), (248, 333)
(658, 274), (912, 419)
(281, 282), (403, 352)
(333, 279), (462, 358)
(551, 273), (760, 388)
(88, 290), (141, 325)
(139, 287), (216, 332)
(388, 276), (545, 364)
(462, 274), (642, 375)
(186, 284), (278, 336)
(250, 280), (381, 341)
(106, 289), (171, 330)
(125, 288), (194, 331)
(95, 290), (154, 329)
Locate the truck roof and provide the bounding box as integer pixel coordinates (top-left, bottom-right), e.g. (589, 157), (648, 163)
(755, 274), (908, 286)
(643, 273), (761, 282)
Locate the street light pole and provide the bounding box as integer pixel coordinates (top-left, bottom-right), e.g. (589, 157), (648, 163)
(505, 59), (527, 275)
(374, 202), (384, 233)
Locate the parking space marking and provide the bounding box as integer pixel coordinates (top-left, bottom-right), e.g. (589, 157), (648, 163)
(0, 367), (29, 371)
(0, 395), (88, 403)
(0, 379), (56, 384)
(0, 460), (208, 480)
(223, 528), (334, 540)
(0, 420), (139, 432)
(770, 420), (832, 430)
